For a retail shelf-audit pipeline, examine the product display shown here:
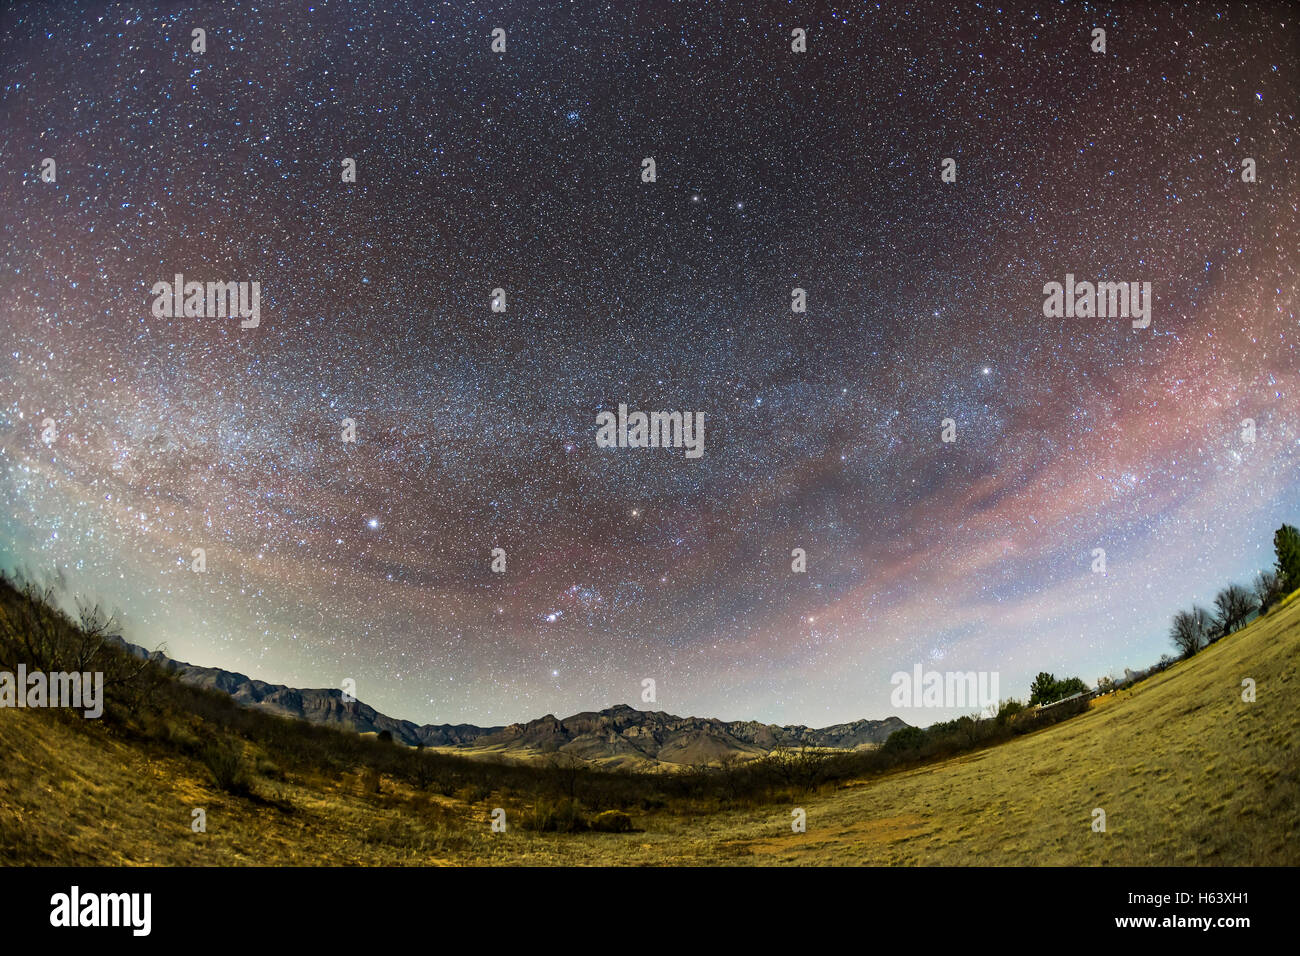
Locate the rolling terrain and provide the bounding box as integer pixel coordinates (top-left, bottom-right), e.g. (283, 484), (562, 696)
(2, 585), (1296, 865)
(103, 635), (907, 767)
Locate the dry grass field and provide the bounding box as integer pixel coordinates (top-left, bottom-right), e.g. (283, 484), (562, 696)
(2, 591), (1296, 866)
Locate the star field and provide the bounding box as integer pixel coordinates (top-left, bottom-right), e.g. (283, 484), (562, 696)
(1, 1), (1298, 726)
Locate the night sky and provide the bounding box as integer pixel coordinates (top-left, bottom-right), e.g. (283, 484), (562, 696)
(2, 1), (1297, 727)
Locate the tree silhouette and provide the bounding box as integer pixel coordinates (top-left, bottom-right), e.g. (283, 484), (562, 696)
(1273, 524), (1300, 592)
(1170, 606), (1212, 658)
(1254, 569), (1285, 614)
(1212, 584), (1257, 639)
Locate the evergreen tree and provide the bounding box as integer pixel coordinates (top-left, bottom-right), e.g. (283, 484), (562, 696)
(1274, 524), (1300, 592)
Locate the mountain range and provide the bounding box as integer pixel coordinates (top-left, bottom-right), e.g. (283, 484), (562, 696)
(107, 635), (909, 767)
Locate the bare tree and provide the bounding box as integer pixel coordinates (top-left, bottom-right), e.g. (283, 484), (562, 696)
(1254, 569), (1285, 615)
(1213, 584), (1258, 639)
(759, 746), (798, 789)
(0, 576), (68, 671)
(546, 752), (586, 800)
(1170, 606), (1212, 658)
(0, 573), (156, 709)
(715, 753), (748, 802)
(785, 745), (833, 793)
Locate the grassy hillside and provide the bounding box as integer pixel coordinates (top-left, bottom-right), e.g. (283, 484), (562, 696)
(727, 593), (1299, 865)
(1, 580), (1297, 865)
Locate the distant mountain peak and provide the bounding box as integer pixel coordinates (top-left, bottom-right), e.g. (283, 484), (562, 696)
(104, 636), (908, 766)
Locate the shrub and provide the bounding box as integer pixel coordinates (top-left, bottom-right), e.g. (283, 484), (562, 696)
(160, 717), (202, 754)
(200, 742), (250, 796)
(254, 755), (284, 780)
(590, 810), (634, 833)
(882, 725), (927, 754)
(519, 797), (588, 833)
(458, 783), (492, 804)
(363, 815), (431, 851)
(1029, 673), (1091, 705)
(409, 754), (442, 791)
(995, 698), (1026, 724)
